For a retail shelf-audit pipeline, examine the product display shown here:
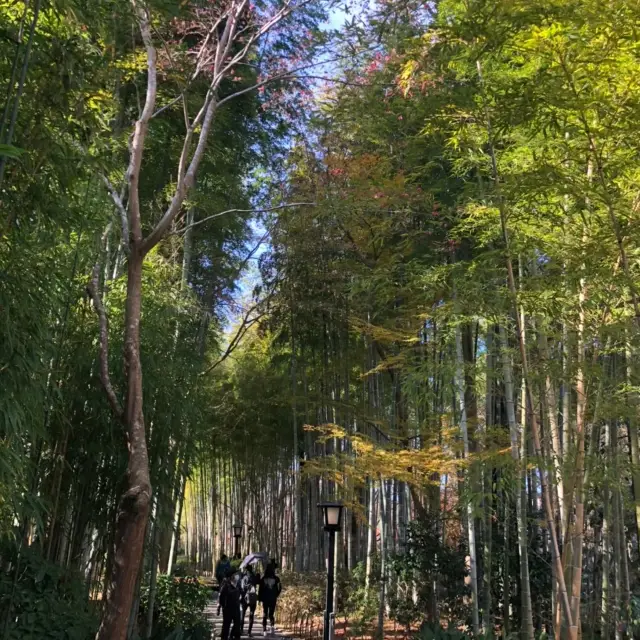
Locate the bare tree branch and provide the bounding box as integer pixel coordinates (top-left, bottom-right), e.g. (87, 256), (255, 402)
(215, 0), (294, 81)
(215, 54), (352, 109)
(303, 75), (392, 88)
(196, 224), (278, 376)
(101, 174), (130, 254)
(194, 228), (272, 375)
(152, 92), (187, 120)
(128, 0), (158, 246)
(139, 0), (328, 255)
(235, 229), (270, 272)
(86, 264), (123, 418)
(200, 302), (266, 376)
(150, 12), (227, 119)
(152, 51), (367, 120)
(173, 202), (315, 235)
(141, 95), (218, 254)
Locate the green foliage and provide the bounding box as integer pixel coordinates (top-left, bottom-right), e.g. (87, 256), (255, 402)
(0, 545), (98, 639)
(627, 594), (640, 638)
(416, 624), (471, 640)
(278, 571), (325, 622)
(417, 622), (527, 639)
(390, 519), (469, 629)
(0, 144), (23, 158)
(139, 575), (212, 640)
(337, 560), (380, 632)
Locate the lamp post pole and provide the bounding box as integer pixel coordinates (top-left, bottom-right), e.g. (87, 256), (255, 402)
(318, 502), (343, 640)
(324, 528), (335, 640)
(233, 523), (242, 559)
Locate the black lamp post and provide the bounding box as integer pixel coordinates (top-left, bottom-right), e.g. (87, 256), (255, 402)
(319, 502), (343, 640)
(233, 523), (242, 559)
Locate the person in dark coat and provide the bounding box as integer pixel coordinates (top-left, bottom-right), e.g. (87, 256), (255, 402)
(258, 564), (282, 637)
(216, 554), (231, 586)
(240, 565), (260, 637)
(219, 570), (242, 640)
(215, 554), (231, 615)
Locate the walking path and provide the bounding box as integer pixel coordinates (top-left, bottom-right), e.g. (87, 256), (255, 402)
(206, 595), (293, 640)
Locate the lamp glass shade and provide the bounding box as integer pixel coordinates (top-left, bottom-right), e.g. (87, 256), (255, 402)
(326, 505), (341, 527)
(233, 524), (242, 537)
(318, 502), (343, 530)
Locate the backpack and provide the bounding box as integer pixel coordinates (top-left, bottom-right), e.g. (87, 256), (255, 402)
(246, 585), (257, 607)
(241, 574), (258, 606)
(260, 576), (280, 603)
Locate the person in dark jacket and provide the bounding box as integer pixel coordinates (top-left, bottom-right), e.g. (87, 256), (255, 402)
(219, 569), (242, 640)
(215, 554), (231, 615)
(216, 554), (231, 586)
(240, 565), (260, 637)
(258, 565), (282, 637)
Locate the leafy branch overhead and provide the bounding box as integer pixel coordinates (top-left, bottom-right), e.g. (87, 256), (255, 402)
(303, 423), (463, 487)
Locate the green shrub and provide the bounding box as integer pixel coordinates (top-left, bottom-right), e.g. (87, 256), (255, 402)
(628, 593), (640, 638)
(337, 559), (381, 632)
(390, 519), (469, 629)
(277, 571), (325, 625)
(172, 558), (197, 577)
(139, 575), (212, 640)
(0, 545), (98, 639)
(417, 624), (471, 640)
(416, 622), (533, 639)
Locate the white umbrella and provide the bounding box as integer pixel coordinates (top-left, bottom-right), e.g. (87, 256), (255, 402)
(240, 551), (268, 570)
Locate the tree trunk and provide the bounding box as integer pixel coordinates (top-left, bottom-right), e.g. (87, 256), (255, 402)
(502, 490), (511, 637)
(377, 477), (387, 640)
(365, 477), (375, 596)
(624, 340), (640, 553)
(562, 322), (571, 475)
(483, 326), (494, 636)
(96, 254), (152, 640)
(567, 244), (589, 633)
(498, 325), (534, 640)
(126, 563), (144, 640)
(291, 310), (303, 572)
(0, 0), (42, 192)
(613, 466), (622, 640)
(167, 462), (187, 575)
(145, 499), (160, 638)
(601, 423), (611, 639)
(455, 325), (481, 637)
(477, 55), (573, 632)
(539, 330), (565, 536)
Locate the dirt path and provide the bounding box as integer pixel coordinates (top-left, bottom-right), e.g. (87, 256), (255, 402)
(206, 594), (296, 639)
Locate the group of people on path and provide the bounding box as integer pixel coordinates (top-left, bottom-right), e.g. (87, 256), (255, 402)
(215, 554), (282, 639)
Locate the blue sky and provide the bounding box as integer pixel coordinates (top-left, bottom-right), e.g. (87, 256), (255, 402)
(326, 5), (348, 30)
(223, 5), (350, 334)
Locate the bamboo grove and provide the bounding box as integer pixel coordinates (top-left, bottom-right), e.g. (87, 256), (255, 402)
(0, 0), (328, 637)
(185, 1), (640, 638)
(3, 0), (640, 639)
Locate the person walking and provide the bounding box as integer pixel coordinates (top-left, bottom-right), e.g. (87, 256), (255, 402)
(219, 569), (242, 640)
(240, 565), (260, 637)
(215, 554), (231, 615)
(258, 564), (281, 637)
